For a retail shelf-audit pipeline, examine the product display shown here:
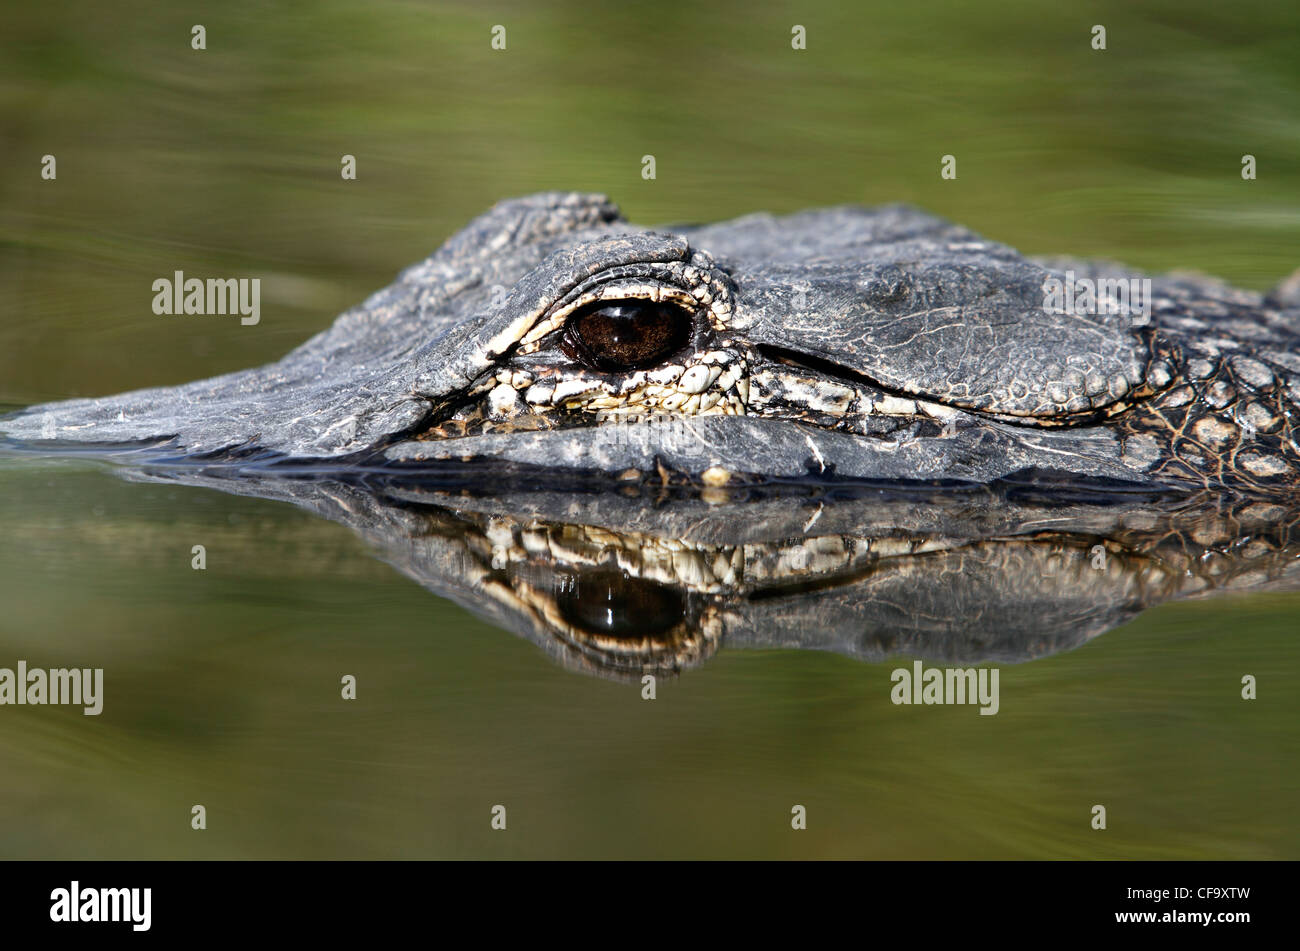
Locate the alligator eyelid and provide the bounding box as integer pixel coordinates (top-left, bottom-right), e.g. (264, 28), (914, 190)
(552, 283), (698, 319)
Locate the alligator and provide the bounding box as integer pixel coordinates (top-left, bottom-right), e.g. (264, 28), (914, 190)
(4, 191), (1300, 495)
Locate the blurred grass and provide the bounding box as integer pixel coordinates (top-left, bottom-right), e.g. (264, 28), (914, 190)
(0, 0), (1298, 858)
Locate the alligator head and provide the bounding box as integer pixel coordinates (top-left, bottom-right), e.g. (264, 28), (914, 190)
(5, 192), (1300, 493)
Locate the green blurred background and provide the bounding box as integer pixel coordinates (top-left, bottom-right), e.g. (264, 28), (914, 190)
(0, 0), (1297, 858)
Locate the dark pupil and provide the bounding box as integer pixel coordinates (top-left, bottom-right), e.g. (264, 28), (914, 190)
(553, 568), (687, 640)
(564, 300), (691, 371)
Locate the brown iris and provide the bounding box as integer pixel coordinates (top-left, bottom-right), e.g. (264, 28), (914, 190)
(560, 299), (693, 372)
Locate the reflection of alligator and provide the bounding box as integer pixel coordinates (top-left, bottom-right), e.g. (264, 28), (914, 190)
(105, 468), (1300, 679)
(4, 192), (1300, 493)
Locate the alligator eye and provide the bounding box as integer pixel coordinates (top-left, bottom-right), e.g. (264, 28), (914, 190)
(553, 568), (687, 640)
(560, 299), (693, 372)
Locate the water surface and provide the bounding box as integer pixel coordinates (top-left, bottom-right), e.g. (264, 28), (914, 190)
(1, 0), (1297, 859)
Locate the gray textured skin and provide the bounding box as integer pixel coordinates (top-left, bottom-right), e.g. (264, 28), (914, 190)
(4, 192), (1300, 494)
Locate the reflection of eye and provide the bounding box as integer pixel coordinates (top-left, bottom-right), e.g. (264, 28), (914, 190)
(553, 568), (687, 640)
(560, 299), (693, 372)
